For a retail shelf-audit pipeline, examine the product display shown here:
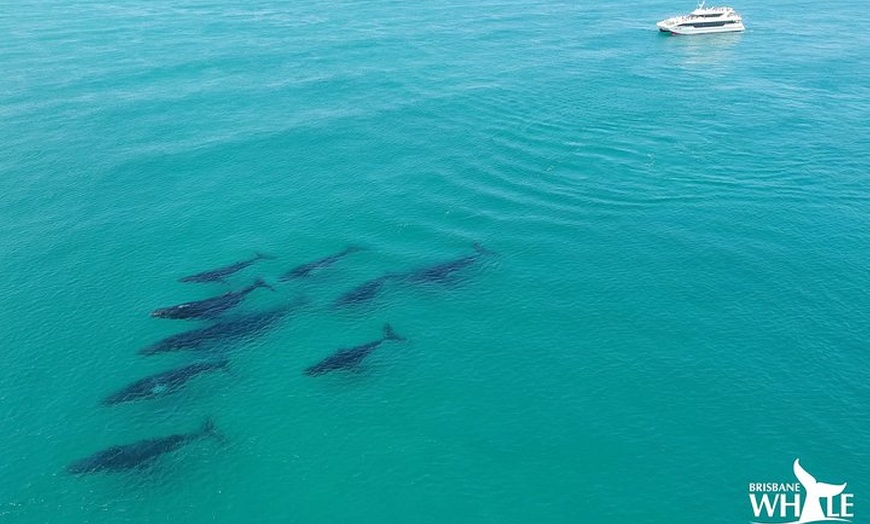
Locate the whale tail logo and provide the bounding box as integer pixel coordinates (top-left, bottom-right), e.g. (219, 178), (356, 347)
(793, 459), (848, 523)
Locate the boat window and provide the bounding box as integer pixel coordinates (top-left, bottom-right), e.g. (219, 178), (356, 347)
(682, 20), (737, 27)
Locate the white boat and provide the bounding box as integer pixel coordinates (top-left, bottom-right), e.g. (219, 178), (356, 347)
(657, 2), (745, 35)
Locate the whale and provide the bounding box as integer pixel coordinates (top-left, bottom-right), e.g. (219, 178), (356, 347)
(102, 360), (229, 405)
(403, 243), (492, 284)
(151, 278), (273, 320)
(179, 253), (273, 283)
(305, 324), (404, 376)
(67, 419), (219, 474)
(333, 274), (398, 308)
(279, 246), (364, 280)
(793, 458), (848, 524)
(140, 304), (298, 355)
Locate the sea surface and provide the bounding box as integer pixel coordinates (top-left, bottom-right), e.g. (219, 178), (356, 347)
(1, 0), (869, 522)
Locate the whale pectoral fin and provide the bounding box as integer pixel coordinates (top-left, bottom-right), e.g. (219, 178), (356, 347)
(793, 459), (818, 488)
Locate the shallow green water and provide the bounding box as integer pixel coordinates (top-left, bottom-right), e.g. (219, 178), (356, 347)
(1, 1), (869, 522)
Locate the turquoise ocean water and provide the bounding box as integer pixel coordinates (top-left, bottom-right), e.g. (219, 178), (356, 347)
(2, 0), (869, 522)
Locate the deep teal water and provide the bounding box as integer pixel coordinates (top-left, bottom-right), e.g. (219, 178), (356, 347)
(1, 0), (869, 522)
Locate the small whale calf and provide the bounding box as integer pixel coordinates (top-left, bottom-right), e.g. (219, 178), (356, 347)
(141, 305), (295, 355)
(403, 243), (492, 284)
(102, 359), (229, 405)
(305, 324), (404, 376)
(279, 246), (364, 280)
(333, 274), (397, 308)
(179, 253), (273, 284)
(67, 419), (219, 474)
(151, 278), (274, 320)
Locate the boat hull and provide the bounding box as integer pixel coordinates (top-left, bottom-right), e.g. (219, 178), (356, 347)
(657, 22), (745, 35)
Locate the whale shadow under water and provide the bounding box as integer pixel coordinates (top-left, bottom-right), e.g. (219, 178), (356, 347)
(141, 298), (307, 356)
(66, 419), (224, 477)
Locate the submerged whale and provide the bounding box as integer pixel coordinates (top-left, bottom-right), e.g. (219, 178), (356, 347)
(279, 246), (364, 280)
(141, 305), (297, 355)
(67, 419), (219, 475)
(333, 274), (397, 308)
(403, 243), (492, 284)
(179, 253), (273, 283)
(151, 278), (273, 320)
(304, 324), (404, 376)
(102, 359), (229, 405)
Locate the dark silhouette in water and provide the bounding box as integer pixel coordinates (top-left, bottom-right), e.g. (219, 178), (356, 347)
(179, 253), (273, 283)
(279, 246), (364, 280)
(140, 304), (298, 355)
(305, 324), (404, 376)
(67, 419), (219, 475)
(151, 278), (274, 320)
(403, 243), (493, 284)
(102, 359), (229, 405)
(333, 274), (398, 308)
